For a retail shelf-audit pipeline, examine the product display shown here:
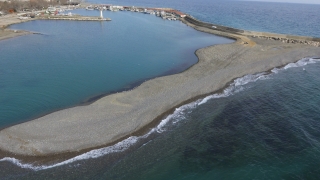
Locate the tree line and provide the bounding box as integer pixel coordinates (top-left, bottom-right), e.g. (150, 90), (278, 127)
(0, 0), (71, 13)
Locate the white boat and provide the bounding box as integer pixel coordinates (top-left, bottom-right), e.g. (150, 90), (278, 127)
(19, 16), (30, 20)
(86, 6), (94, 10)
(47, 7), (56, 13)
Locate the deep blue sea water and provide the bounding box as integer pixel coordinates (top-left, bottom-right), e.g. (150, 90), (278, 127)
(1, 0), (320, 179)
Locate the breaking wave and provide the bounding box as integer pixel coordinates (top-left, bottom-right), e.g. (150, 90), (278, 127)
(272, 57), (320, 73)
(1, 57), (319, 171)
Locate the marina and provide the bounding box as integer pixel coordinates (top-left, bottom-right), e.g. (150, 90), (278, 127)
(84, 4), (185, 21)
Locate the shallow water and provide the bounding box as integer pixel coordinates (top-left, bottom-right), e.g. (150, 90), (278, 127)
(1, 58), (320, 179)
(0, 10), (233, 128)
(1, 0), (320, 179)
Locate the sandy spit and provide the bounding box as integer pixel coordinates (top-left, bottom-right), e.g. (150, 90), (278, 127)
(0, 14), (34, 40)
(0, 16), (319, 156)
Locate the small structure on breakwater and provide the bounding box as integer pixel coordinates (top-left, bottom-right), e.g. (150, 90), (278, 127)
(100, 9), (103, 19)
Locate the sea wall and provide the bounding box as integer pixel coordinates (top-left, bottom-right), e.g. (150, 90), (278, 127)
(37, 16), (111, 21)
(184, 16), (244, 35)
(247, 34), (320, 47)
(184, 16), (320, 47)
(0, 7), (319, 157)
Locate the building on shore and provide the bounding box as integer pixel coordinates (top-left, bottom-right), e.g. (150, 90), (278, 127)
(167, 10), (186, 18)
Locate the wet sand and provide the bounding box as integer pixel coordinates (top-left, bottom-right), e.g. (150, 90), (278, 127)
(0, 14), (319, 156)
(0, 28), (31, 41)
(0, 14), (34, 40)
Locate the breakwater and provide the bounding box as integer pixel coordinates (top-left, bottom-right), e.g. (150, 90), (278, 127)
(37, 15), (111, 21)
(183, 15), (244, 35)
(248, 34), (320, 47)
(0, 4), (319, 158)
(183, 15), (320, 47)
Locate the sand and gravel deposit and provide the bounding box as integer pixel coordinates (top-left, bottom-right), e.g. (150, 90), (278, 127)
(0, 14), (319, 156)
(0, 14), (33, 40)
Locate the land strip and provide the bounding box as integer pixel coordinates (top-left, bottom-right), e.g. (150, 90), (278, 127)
(0, 13), (33, 40)
(37, 15), (111, 21)
(0, 8), (319, 157)
(0, 13), (111, 42)
(182, 15), (320, 47)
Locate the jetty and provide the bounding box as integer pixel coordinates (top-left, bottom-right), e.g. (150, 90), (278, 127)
(37, 15), (111, 21)
(37, 9), (111, 21)
(0, 3), (319, 158)
(80, 3), (319, 47)
(182, 15), (320, 47)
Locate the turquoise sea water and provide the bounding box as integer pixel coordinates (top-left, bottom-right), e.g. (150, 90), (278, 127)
(1, 0), (320, 179)
(1, 59), (320, 179)
(0, 10), (232, 128)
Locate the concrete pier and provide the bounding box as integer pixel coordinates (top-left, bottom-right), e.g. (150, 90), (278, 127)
(38, 15), (111, 21)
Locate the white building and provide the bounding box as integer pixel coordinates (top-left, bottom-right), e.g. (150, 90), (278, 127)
(111, 5), (123, 9)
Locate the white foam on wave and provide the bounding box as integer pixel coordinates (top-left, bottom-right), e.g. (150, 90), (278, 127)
(156, 102), (198, 133)
(0, 135), (143, 171)
(272, 57), (320, 73)
(1, 57), (319, 171)
(198, 72), (269, 106)
(0, 107), (191, 171)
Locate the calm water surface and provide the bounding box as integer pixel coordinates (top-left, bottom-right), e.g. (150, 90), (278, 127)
(1, 0), (320, 179)
(0, 10), (233, 128)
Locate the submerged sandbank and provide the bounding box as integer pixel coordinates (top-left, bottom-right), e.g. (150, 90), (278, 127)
(0, 12), (319, 156)
(0, 14), (34, 40)
(0, 28), (32, 41)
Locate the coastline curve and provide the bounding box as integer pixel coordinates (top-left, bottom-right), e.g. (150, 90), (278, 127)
(0, 13), (319, 156)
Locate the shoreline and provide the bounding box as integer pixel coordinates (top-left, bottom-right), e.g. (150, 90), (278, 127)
(0, 57), (317, 166)
(0, 7), (319, 158)
(0, 29), (33, 41)
(0, 13), (34, 40)
(0, 12), (110, 42)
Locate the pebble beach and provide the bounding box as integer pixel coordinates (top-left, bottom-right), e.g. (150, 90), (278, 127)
(0, 8), (319, 157)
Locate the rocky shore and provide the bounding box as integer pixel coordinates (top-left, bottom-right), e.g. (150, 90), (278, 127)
(0, 10), (319, 157)
(250, 35), (320, 47)
(183, 15), (320, 47)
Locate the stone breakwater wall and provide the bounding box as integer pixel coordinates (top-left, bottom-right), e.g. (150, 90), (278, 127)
(37, 16), (111, 21)
(184, 16), (244, 35)
(247, 34), (320, 47)
(183, 15), (320, 47)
